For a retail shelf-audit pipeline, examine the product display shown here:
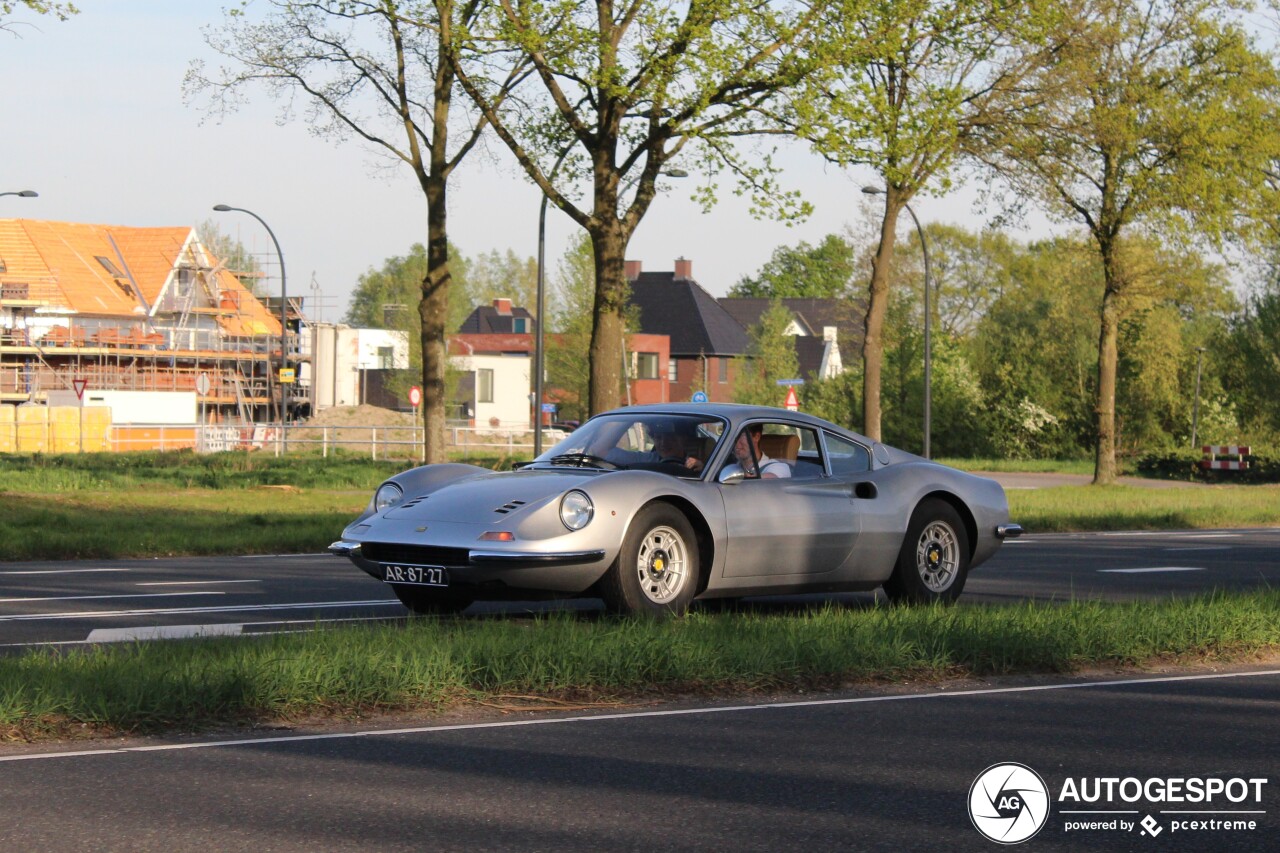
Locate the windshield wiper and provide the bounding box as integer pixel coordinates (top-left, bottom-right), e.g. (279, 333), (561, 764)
(549, 453), (619, 470)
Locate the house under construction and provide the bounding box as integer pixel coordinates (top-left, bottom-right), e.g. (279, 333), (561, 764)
(0, 218), (297, 424)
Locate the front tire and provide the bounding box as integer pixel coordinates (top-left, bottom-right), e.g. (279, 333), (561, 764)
(391, 585), (474, 616)
(883, 499), (970, 605)
(601, 503), (699, 617)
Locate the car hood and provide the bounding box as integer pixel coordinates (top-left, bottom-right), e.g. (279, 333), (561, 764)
(382, 468), (596, 524)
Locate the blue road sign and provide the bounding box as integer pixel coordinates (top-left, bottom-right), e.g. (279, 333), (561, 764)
(691, 391), (708, 403)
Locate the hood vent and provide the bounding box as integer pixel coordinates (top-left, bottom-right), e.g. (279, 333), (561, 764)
(493, 499), (527, 515)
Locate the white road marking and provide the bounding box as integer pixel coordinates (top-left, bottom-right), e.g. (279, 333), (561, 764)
(1098, 567), (1206, 574)
(2, 668), (1276, 763)
(135, 580), (262, 587)
(1163, 546), (1232, 552)
(0, 599), (402, 622)
(0, 568), (131, 576)
(0, 592), (225, 604)
(87, 624), (245, 642)
(239, 553), (332, 559)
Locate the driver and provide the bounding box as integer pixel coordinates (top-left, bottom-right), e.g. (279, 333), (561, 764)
(652, 429), (703, 472)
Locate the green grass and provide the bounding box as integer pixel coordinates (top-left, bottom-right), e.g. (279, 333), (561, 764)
(2, 454), (1278, 560)
(939, 457), (1096, 475)
(0, 450), (516, 492)
(1009, 485), (1280, 532)
(1, 590), (1276, 741)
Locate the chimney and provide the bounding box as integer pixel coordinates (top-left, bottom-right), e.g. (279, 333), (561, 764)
(625, 259), (643, 280)
(823, 326), (838, 342)
(493, 298), (513, 315)
(674, 257), (692, 280)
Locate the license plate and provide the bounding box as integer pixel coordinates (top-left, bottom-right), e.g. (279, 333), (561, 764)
(382, 564), (449, 587)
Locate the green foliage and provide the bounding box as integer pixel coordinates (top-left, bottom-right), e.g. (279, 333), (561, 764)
(729, 234), (857, 298)
(0, 1), (76, 25)
(733, 301), (801, 406)
(1222, 285), (1280, 439)
(544, 234), (595, 423)
(804, 370), (863, 433)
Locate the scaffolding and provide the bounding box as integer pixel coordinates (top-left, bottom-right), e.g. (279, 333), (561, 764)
(0, 241), (307, 425)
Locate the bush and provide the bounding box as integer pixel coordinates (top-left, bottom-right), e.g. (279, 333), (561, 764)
(1135, 447), (1280, 484)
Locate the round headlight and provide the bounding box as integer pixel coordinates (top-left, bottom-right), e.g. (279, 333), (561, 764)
(374, 482), (404, 512)
(559, 490), (594, 531)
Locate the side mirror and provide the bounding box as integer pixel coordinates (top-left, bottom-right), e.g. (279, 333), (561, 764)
(718, 463), (746, 485)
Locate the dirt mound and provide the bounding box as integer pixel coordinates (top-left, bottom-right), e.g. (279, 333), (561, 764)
(302, 404), (416, 428)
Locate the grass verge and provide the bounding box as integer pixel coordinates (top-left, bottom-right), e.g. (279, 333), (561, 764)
(1008, 485), (1280, 532)
(2, 590), (1277, 742)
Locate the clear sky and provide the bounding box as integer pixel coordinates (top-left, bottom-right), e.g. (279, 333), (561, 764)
(3, 1), (1050, 320)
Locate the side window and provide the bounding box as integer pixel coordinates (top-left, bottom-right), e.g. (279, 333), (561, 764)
(825, 431), (870, 475)
(728, 423), (821, 480)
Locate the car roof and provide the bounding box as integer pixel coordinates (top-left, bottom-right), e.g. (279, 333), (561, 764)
(601, 402), (873, 445)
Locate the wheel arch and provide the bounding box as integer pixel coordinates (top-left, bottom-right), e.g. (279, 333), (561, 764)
(916, 490), (977, 561)
(628, 495), (715, 596)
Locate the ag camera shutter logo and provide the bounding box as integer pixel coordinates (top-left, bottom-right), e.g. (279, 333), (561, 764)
(969, 762), (1051, 844)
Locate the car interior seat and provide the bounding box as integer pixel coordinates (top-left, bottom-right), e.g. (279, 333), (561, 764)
(758, 433), (800, 464)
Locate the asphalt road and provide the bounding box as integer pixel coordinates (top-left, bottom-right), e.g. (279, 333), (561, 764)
(1, 667), (1275, 851)
(2, 528), (1279, 649)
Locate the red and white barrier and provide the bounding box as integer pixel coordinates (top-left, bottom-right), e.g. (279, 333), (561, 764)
(1200, 445), (1251, 471)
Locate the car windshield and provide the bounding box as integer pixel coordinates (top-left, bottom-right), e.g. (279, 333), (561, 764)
(534, 413), (726, 478)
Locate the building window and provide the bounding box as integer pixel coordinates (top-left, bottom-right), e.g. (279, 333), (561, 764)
(513, 318), (527, 333)
(636, 352), (659, 380)
(668, 358), (678, 382)
(94, 255), (124, 277)
(718, 358), (729, 383)
(478, 368), (494, 403)
(377, 346), (395, 369)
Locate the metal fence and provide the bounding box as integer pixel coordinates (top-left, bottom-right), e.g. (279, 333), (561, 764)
(99, 422), (568, 460)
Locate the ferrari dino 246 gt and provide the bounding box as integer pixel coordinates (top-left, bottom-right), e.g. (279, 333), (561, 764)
(330, 404), (1023, 616)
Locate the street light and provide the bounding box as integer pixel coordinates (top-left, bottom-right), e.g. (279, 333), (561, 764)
(213, 204), (289, 447)
(0, 190), (38, 198)
(862, 185), (933, 459)
(1191, 346), (1208, 449)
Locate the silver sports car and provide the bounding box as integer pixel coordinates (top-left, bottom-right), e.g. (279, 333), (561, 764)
(330, 403), (1023, 616)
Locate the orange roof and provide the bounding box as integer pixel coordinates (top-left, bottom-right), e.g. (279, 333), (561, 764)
(0, 219), (280, 337)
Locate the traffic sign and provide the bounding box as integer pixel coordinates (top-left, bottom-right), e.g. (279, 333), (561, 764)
(691, 391), (708, 403)
(72, 378), (87, 400)
(408, 385), (422, 408)
(279, 367), (296, 384)
(195, 372), (211, 396)
(784, 386), (799, 411)
(541, 403), (556, 413)
(775, 378), (805, 386)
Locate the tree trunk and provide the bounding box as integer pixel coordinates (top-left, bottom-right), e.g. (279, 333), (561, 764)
(420, 171), (450, 464)
(588, 223), (628, 415)
(1092, 243), (1120, 485)
(862, 195), (903, 441)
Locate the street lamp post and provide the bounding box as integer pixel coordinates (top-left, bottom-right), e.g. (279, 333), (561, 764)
(862, 186), (933, 458)
(0, 190), (38, 198)
(1191, 346), (1207, 449)
(213, 204), (289, 449)
(533, 147), (574, 458)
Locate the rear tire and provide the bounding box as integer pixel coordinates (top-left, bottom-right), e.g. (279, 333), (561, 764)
(392, 585), (474, 616)
(883, 499), (970, 605)
(601, 503), (699, 617)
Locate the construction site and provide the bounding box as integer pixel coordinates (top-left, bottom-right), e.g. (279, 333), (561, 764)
(0, 218), (302, 451)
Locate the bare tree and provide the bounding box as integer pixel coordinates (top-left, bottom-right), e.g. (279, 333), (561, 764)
(187, 0), (523, 461)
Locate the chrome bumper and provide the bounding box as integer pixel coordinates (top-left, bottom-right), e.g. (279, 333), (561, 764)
(995, 524), (1024, 539)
